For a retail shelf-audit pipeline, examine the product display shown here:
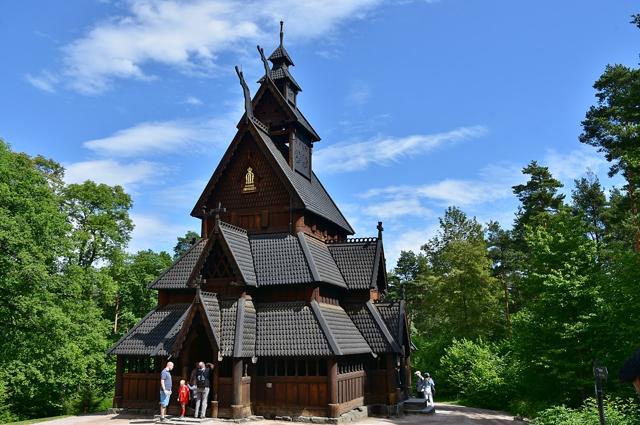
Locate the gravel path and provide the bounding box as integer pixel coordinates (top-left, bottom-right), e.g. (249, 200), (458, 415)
(29, 404), (521, 425)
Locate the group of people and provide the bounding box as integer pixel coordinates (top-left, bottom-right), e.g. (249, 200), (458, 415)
(414, 370), (435, 406)
(159, 361), (215, 422)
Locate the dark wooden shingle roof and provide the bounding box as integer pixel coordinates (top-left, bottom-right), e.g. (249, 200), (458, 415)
(327, 238), (380, 290)
(149, 239), (206, 289)
(343, 301), (401, 354)
(250, 233), (313, 286)
(107, 303), (190, 356)
(255, 302), (331, 356)
(313, 302), (371, 355)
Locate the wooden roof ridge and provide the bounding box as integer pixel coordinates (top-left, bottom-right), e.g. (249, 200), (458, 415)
(365, 300), (401, 353)
(148, 238), (206, 289)
(232, 296), (246, 358)
(309, 300), (342, 356)
(171, 290), (221, 357)
(370, 238), (383, 290)
(186, 222), (255, 287)
(297, 232), (348, 288)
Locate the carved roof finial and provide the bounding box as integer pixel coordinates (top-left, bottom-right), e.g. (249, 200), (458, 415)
(279, 20), (284, 46)
(257, 45), (270, 80)
(235, 65), (253, 121)
(377, 221), (384, 239)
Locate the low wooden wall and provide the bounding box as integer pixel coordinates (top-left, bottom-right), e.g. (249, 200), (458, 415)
(122, 373), (158, 409)
(252, 376), (328, 417)
(337, 370), (366, 415)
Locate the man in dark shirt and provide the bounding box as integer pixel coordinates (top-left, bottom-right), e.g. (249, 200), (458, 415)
(190, 361), (214, 418)
(159, 361), (174, 422)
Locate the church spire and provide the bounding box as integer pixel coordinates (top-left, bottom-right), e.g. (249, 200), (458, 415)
(259, 20), (301, 104)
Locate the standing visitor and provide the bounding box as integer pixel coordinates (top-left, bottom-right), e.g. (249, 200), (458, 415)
(425, 372), (435, 406)
(178, 379), (190, 418)
(414, 370), (427, 398)
(190, 361), (214, 418)
(159, 361), (174, 422)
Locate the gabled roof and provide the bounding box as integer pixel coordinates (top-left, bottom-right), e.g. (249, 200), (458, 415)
(107, 303), (190, 356)
(171, 291), (221, 356)
(299, 233), (347, 288)
(258, 66), (302, 92)
(343, 301), (401, 354)
(151, 225), (388, 291)
(312, 301), (371, 356)
(190, 118), (351, 234)
(268, 45), (294, 66)
(327, 238), (383, 290)
(250, 232), (313, 286)
(218, 221), (257, 286)
(149, 239), (206, 289)
(252, 124), (353, 234)
(375, 301), (407, 349)
(256, 301), (331, 356)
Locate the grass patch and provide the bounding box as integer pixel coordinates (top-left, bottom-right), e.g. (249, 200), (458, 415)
(7, 415), (71, 425)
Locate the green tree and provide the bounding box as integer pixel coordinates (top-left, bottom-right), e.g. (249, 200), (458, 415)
(580, 17), (640, 249)
(421, 207), (504, 340)
(512, 210), (599, 405)
(571, 172), (607, 246)
(63, 181), (133, 268)
(173, 230), (200, 259)
(512, 160), (565, 237)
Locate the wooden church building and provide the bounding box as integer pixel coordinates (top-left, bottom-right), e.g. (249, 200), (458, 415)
(108, 23), (411, 419)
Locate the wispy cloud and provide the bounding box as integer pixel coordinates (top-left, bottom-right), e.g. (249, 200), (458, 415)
(30, 0), (384, 94)
(545, 145), (607, 181)
(82, 102), (241, 157)
(183, 96), (203, 106)
(64, 159), (163, 189)
(362, 198), (433, 221)
(314, 125), (488, 174)
(345, 80), (372, 108)
(25, 71), (59, 93)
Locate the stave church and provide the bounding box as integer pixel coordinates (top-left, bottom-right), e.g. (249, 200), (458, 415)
(108, 22), (412, 420)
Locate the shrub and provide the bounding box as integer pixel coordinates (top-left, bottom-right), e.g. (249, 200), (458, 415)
(533, 397), (640, 425)
(438, 338), (511, 409)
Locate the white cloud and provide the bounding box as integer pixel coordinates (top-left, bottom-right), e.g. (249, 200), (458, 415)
(362, 198), (433, 221)
(33, 0), (383, 94)
(25, 71), (58, 93)
(82, 102), (241, 157)
(314, 125), (488, 174)
(84, 121), (204, 157)
(64, 159), (162, 189)
(184, 96), (203, 106)
(384, 225), (438, 268)
(154, 178), (208, 209)
(545, 146), (607, 181)
(345, 80), (372, 108)
(128, 213), (197, 253)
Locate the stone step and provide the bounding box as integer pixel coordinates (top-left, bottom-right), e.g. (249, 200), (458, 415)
(404, 405), (436, 415)
(153, 415), (216, 424)
(403, 397), (429, 409)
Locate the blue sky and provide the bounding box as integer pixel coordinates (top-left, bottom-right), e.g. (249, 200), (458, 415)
(1, 0), (638, 266)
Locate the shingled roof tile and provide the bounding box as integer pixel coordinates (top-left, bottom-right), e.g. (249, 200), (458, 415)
(254, 126), (353, 234)
(149, 239), (206, 289)
(108, 304), (190, 356)
(218, 222), (257, 286)
(327, 239), (379, 290)
(250, 233), (313, 286)
(316, 302), (371, 355)
(300, 234), (347, 288)
(256, 302), (331, 356)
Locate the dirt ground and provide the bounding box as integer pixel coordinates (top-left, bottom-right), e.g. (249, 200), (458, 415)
(29, 403), (522, 425)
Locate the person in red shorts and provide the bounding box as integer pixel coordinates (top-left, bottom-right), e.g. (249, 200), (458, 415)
(178, 379), (190, 418)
